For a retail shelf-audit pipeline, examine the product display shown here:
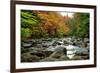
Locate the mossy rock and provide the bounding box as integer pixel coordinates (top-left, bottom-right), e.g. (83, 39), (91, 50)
(21, 52), (40, 62)
(71, 55), (82, 60)
(49, 51), (65, 59)
(60, 55), (70, 60)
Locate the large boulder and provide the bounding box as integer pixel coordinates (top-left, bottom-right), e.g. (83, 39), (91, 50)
(54, 46), (67, 55)
(49, 47), (67, 59)
(49, 51), (64, 59)
(42, 51), (53, 57)
(21, 52), (40, 62)
(30, 51), (46, 59)
(60, 55), (70, 60)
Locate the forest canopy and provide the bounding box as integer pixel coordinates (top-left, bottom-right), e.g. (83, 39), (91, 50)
(21, 10), (90, 39)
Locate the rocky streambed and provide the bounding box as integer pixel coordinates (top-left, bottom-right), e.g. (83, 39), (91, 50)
(21, 37), (89, 62)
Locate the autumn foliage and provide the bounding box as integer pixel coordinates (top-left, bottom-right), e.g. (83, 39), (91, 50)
(21, 10), (70, 39)
(21, 10), (89, 39)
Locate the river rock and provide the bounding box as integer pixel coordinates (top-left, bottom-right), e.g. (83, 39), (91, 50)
(71, 55), (82, 60)
(22, 42), (32, 48)
(49, 47), (67, 59)
(60, 55), (70, 60)
(21, 52), (40, 62)
(42, 51), (53, 57)
(36, 44), (42, 48)
(54, 46), (66, 55)
(30, 51), (46, 59)
(84, 38), (89, 43)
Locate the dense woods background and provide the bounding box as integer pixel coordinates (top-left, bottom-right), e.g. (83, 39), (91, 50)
(21, 10), (90, 39)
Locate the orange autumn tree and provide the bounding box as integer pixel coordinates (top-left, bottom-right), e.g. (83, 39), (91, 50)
(35, 11), (70, 37)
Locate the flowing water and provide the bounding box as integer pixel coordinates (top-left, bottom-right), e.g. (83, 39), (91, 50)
(21, 37), (89, 62)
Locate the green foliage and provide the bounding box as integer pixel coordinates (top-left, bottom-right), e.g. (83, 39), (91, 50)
(66, 18), (77, 36)
(56, 29), (65, 38)
(21, 28), (32, 38)
(21, 10), (41, 28)
(76, 13), (89, 37)
(21, 18), (39, 27)
(31, 27), (48, 38)
(21, 10), (42, 39)
(67, 13), (89, 38)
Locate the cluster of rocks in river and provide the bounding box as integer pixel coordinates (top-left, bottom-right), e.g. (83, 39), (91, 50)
(21, 37), (89, 62)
